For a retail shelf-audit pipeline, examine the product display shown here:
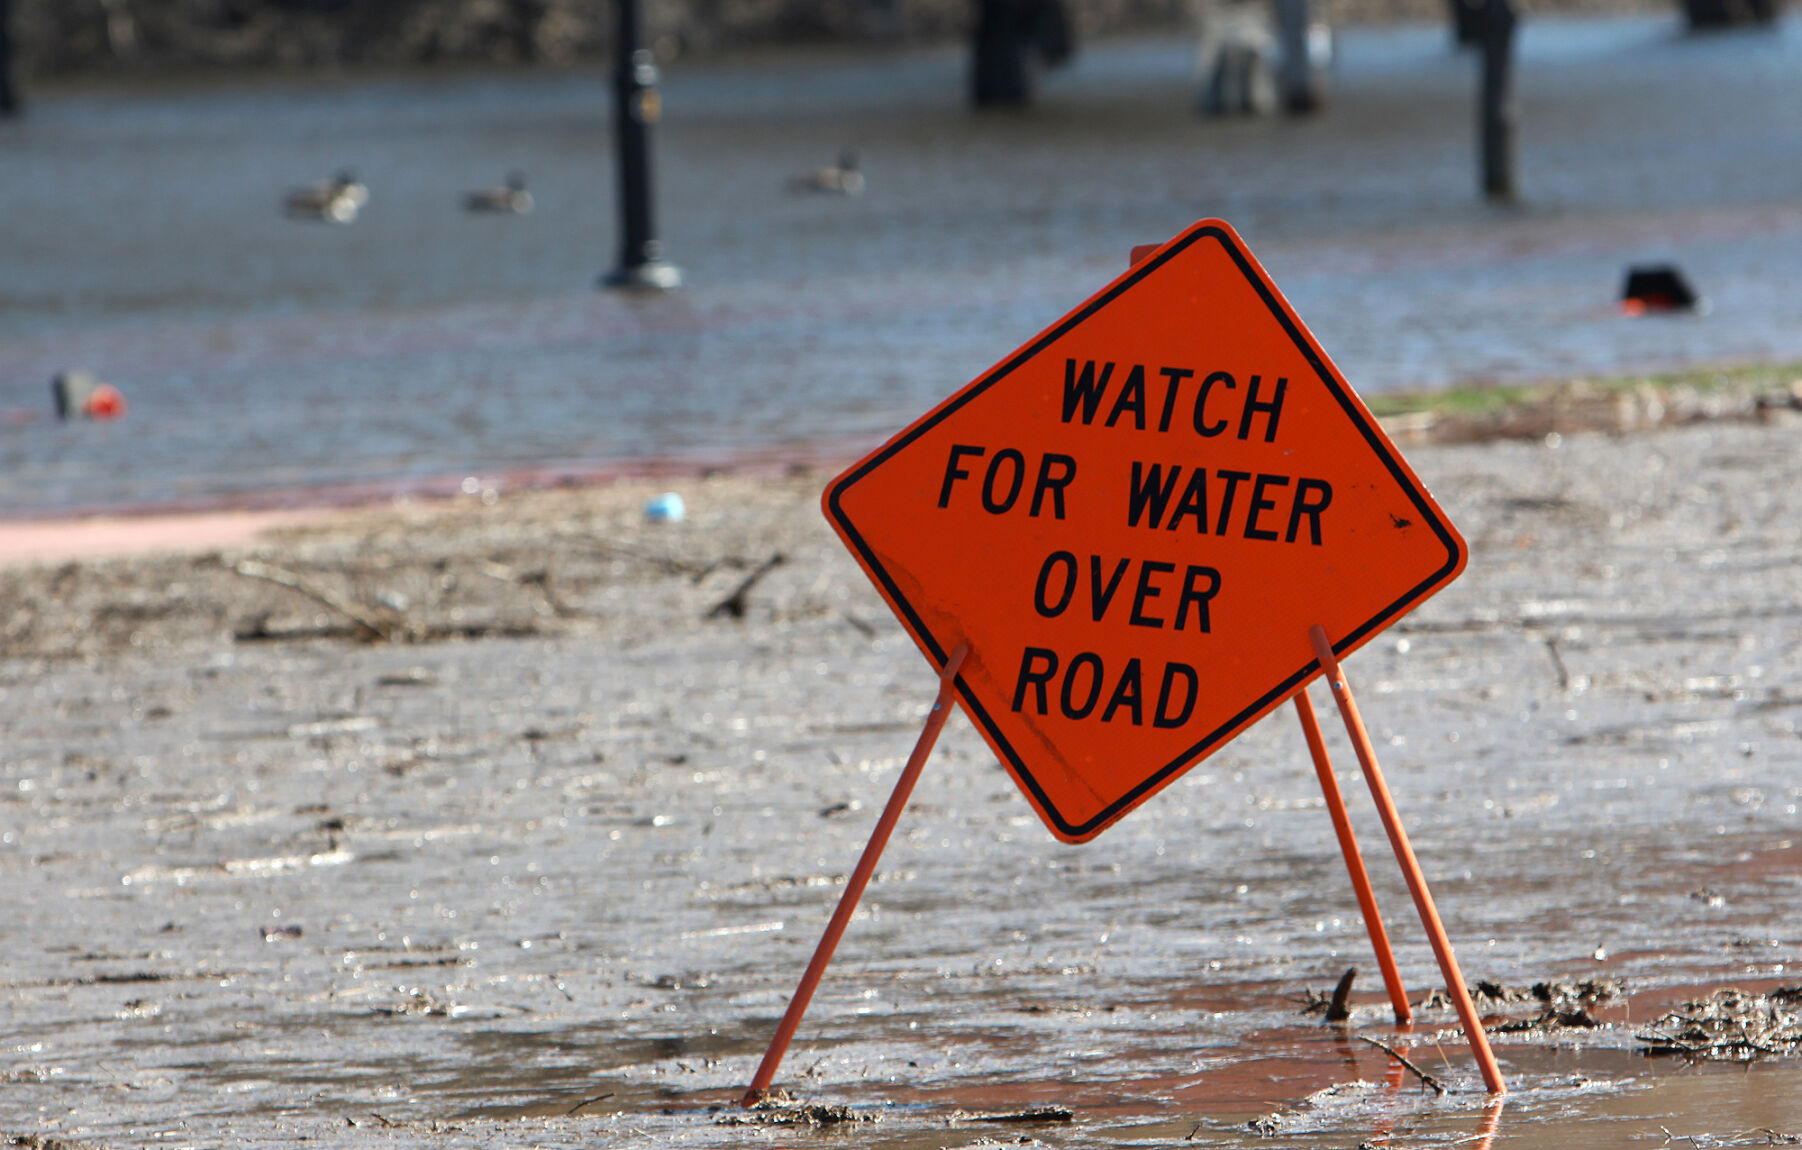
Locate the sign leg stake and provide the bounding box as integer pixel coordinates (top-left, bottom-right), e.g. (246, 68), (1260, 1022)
(1293, 690), (1413, 1024)
(741, 643), (970, 1107)
(1307, 625), (1506, 1096)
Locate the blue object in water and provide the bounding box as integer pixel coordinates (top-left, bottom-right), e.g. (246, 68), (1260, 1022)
(644, 492), (686, 522)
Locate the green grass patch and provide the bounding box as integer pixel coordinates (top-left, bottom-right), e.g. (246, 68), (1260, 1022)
(1365, 361), (1802, 421)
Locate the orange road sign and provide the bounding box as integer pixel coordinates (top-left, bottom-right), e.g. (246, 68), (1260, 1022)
(825, 219), (1467, 843)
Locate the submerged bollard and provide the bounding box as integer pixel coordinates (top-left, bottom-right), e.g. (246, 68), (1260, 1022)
(970, 0), (1072, 108)
(1274, 0), (1322, 113)
(1447, 0), (1483, 45)
(0, 0), (18, 117)
(1477, 0), (1518, 202)
(601, 0), (680, 291)
(1681, 0), (1778, 29)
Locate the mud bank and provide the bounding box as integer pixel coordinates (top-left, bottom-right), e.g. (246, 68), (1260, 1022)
(2, 420), (1801, 1147)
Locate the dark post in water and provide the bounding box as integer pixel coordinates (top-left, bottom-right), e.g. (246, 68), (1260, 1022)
(0, 0), (20, 117)
(1478, 0), (1518, 202)
(602, 0), (680, 290)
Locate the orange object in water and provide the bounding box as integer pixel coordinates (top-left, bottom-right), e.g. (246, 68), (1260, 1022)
(82, 384), (126, 420)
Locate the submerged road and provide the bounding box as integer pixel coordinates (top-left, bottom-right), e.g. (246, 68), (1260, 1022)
(0, 12), (1799, 515)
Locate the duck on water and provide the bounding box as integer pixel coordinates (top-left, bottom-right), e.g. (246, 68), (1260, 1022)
(462, 172), (534, 214)
(284, 171), (368, 223)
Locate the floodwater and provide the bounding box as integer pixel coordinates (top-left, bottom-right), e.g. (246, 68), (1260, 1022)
(2, 12), (1802, 516)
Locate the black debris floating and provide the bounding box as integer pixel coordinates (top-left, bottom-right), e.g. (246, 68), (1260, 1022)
(1621, 265), (1701, 314)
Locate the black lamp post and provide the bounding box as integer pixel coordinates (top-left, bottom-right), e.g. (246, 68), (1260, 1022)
(602, 0), (680, 290)
(1478, 0), (1518, 202)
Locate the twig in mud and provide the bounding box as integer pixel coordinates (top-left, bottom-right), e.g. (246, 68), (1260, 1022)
(690, 556), (755, 584)
(948, 1106), (1074, 1123)
(1658, 1127), (1780, 1148)
(231, 560), (409, 642)
(1357, 1035), (1448, 1095)
(477, 557), (578, 616)
(564, 1092), (614, 1116)
(843, 611), (877, 639)
(1543, 634), (1571, 690)
(1657, 1131), (1729, 1146)
(706, 553), (785, 619)
(556, 536), (715, 579)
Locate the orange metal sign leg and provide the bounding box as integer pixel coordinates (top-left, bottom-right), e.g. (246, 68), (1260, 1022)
(741, 643), (970, 1107)
(1307, 625), (1507, 1096)
(1293, 690), (1413, 1024)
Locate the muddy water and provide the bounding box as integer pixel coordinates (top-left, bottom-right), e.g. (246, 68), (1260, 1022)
(1, 421), (1800, 1146)
(2, 13), (1801, 516)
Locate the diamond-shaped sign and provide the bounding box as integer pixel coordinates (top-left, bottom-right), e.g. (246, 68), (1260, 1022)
(825, 220), (1466, 843)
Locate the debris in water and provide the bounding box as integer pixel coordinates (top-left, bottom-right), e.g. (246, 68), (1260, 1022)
(1298, 967), (1357, 1019)
(948, 1106), (1074, 1123)
(8, 1135), (109, 1150)
(52, 370), (127, 421)
(373, 989), (455, 1017)
(1657, 1125), (1801, 1146)
(720, 1090), (880, 1126)
(1326, 967), (1356, 1022)
(1620, 264), (1700, 314)
(1416, 977), (1620, 1012)
(1532, 978), (1623, 1005)
(1491, 1006), (1603, 1033)
(1247, 1081), (1384, 1135)
(1638, 986), (1802, 1060)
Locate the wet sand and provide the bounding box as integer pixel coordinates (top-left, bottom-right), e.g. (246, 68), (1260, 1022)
(3, 418), (1800, 1147)
(0, 508), (333, 567)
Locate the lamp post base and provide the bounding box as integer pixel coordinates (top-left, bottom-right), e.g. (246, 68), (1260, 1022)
(602, 260), (682, 292)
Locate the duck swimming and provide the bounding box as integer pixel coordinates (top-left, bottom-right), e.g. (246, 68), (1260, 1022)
(463, 172), (534, 214)
(787, 148), (863, 196)
(284, 171), (368, 224)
